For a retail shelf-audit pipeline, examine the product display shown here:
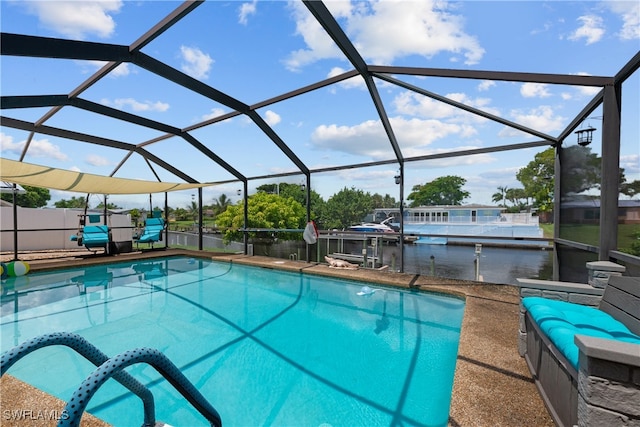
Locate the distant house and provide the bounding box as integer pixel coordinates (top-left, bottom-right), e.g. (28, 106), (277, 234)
(560, 199), (640, 224)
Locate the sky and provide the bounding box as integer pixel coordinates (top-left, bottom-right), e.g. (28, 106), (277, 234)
(1, 0), (639, 211)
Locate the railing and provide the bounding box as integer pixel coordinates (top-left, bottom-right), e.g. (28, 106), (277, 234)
(1, 332), (222, 427)
(403, 213), (540, 225)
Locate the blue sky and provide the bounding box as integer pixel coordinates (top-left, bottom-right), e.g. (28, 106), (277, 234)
(1, 0), (639, 211)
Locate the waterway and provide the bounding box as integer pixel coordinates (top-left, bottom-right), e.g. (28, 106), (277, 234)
(252, 240), (554, 285)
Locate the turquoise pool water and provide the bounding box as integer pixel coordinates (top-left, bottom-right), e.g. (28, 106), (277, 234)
(1, 257), (465, 427)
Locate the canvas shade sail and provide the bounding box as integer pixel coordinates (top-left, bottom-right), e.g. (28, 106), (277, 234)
(0, 158), (216, 194)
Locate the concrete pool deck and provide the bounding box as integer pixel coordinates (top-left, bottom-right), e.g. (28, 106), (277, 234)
(1, 249), (553, 426)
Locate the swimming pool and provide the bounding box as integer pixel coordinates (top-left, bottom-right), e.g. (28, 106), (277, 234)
(1, 256), (465, 426)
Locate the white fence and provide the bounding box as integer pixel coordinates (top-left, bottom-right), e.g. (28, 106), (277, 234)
(0, 207), (132, 252)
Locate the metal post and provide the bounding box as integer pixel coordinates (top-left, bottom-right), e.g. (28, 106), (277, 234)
(305, 174), (311, 262)
(474, 244), (482, 281)
(12, 184), (18, 261)
(398, 163), (405, 273)
(197, 187), (203, 251)
(164, 193), (169, 249)
(243, 181), (249, 255)
(599, 83), (621, 260)
(553, 146), (561, 281)
(362, 247), (367, 268)
(104, 195), (109, 254)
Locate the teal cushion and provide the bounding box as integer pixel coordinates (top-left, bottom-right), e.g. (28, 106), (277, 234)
(82, 225), (110, 246)
(523, 297), (640, 368)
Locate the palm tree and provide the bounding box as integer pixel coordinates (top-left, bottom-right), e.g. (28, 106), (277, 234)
(212, 194), (232, 216)
(187, 200), (199, 222)
(492, 186), (508, 206)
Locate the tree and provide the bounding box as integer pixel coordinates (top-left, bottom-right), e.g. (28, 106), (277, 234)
(505, 188), (527, 210)
(129, 208), (141, 226)
(516, 148), (555, 212)
(620, 180), (640, 199)
(255, 182), (326, 226)
(0, 185), (50, 208)
(371, 193), (397, 209)
(517, 146), (626, 212)
(54, 196), (88, 208)
(173, 207), (189, 221)
(96, 201), (122, 210)
(407, 175), (469, 207)
(491, 186), (508, 207)
(212, 194), (232, 216)
(560, 145), (602, 196)
(321, 187), (373, 229)
(215, 192), (306, 243)
(186, 200), (199, 222)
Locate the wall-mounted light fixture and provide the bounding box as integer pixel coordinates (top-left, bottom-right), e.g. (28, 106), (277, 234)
(575, 125), (597, 146)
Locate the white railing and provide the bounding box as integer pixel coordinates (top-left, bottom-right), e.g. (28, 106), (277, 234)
(403, 212), (539, 225)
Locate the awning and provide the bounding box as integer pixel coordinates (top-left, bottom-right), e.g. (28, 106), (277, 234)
(0, 158), (217, 194)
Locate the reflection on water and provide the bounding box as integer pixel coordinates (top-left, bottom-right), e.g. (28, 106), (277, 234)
(255, 241), (554, 285)
(0, 258), (206, 317)
(399, 244), (553, 284)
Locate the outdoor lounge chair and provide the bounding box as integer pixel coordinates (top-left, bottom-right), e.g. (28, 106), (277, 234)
(135, 215), (166, 247)
(70, 214), (111, 251)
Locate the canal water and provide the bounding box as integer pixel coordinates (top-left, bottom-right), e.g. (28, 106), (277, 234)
(252, 240), (554, 285)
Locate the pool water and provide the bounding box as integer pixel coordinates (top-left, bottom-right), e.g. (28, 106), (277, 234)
(1, 257), (465, 427)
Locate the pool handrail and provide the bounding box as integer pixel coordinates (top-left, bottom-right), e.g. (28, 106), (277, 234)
(0, 332), (156, 426)
(58, 347), (222, 427)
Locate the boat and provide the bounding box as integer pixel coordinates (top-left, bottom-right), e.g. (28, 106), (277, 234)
(347, 218), (396, 233)
(344, 218), (401, 245)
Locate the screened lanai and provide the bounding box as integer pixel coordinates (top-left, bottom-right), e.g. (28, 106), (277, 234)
(1, 1), (639, 280)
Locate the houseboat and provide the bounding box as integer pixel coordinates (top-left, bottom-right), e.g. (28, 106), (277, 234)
(370, 205), (545, 246)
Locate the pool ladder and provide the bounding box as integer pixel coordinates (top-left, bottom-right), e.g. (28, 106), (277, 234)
(0, 332), (222, 427)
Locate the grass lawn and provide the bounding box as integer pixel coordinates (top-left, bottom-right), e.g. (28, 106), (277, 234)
(548, 223), (639, 252)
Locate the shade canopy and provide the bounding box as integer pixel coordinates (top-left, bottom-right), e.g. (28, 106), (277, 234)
(0, 158), (215, 195)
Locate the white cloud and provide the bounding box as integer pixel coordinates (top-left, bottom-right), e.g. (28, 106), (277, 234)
(620, 154), (639, 173)
(102, 98), (169, 112)
(85, 154), (111, 167)
(328, 67), (366, 90)
(500, 106), (566, 136)
(607, 1), (640, 40)
(478, 80), (496, 92)
(284, 2), (343, 71)
(81, 61), (132, 77)
(569, 15), (605, 45)
(346, 1), (484, 65)
(393, 91), (498, 123)
(576, 85), (602, 97)
(520, 83), (552, 98)
(201, 108), (229, 122)
(285, 0), (484, 70)
(310, 115), (479, 160)
(239, 1), (258, 25)
(405, 148), (495, 167)
(570, 72), (602, 98)
(109, 63), (131, 77)
(23, 1), (122, 40)
(264, 110), (281, 126)
(180, 46), (213, 80)
(1, 132), (69, 161)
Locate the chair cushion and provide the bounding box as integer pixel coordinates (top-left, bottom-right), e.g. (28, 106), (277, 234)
(523, 297), (640, 368)
(82, 225), (110, 246)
